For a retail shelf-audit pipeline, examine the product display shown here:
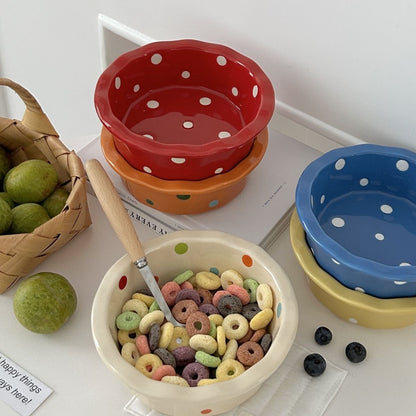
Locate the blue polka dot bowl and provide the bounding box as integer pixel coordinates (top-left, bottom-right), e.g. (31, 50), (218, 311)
(91, 230), (298, 416)
(100, 126), (268, 214)
(290, 210), (416, 329)
(296, 144), (416, 299)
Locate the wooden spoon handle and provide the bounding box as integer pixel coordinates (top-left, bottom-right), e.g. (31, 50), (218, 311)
(85, 159), (145, 261)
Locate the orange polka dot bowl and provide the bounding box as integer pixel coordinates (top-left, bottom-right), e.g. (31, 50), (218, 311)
(94, 39), (275, 180)
(91, 230), (298, 416)
(290, 209), (416, 329)
(100, 126), (268, 214)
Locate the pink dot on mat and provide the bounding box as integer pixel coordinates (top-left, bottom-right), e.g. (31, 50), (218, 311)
(119, 275), (128, 290)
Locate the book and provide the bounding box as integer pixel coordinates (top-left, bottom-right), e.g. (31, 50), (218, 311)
(78, 128), (321, 249)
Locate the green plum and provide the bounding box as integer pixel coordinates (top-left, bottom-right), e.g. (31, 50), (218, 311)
(0, 191), (16, 208)
(13, 272), (77, 334)
(4, 159), (58, 203)
(0, 197), (12, 234)
(10, 203), (50, 234)
(42, 187), (69, 217)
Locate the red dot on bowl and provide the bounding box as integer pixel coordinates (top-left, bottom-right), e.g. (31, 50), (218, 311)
(201, 409), (212, 415)
(119, 275), (128, 290)
(242, 254), (253, 267)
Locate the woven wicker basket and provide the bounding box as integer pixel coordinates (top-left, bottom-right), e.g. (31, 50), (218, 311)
(0, 78), (91, 293)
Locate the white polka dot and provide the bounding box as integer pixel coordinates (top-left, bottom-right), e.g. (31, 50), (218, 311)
(355, 287), (365, 293)
(320, 194), (325, 204)
(396, 159), (409, 171)
(375, 233), (385, 240)
(400, 262), (411, 266)
(183, 121), (193, 129)
(252, 85), (259, 98)
(133, 84), (140, 92)
(380, 204), (393, 214)
(360, 178), (369, 186)
(143, 166), (152, 173)
(214, 167), (223, 174)
(171, 157), (186, 164)
(181, 70), (191, 79)
(331, 258), (340, 265)
(331, 217), (345, 227)
(394, 281), (407, 285)
(151, 53), (162, 64)
(217, 55), (227, 66)
(147, 100), (159, 109)
(218, 131), (231, 139)
(232, 87), (238, 96)
(349, 318), (358, 324)
(115, 77), (121, 89)
(143, 134), (154, 140)
(335, 158), (345, 170)
(199, 97), (211, 106)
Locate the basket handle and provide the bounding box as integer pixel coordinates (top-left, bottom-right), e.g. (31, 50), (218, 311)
(0, 77), (59, 137)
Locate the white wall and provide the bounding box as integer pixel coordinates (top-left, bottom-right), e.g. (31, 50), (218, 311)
(0, 0), (415, 150)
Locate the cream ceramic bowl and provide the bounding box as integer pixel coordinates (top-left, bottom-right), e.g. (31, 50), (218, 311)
(91, 230), (298, 416)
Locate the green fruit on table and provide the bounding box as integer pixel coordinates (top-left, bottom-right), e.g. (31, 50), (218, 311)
(4, 159), (58, 203)
(0, 197), (12, 234)
(10, 203), (50, 234)
(0, 145), (11, 183)
(13, 272), (77, 334)
(42, 187), (70, 217)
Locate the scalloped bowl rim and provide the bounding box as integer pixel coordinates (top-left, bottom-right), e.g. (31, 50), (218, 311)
(94, 39), (275, 158)
(290, 209), (416, 315)
(91, 230), (298, 414)
(100, 127), (268, 194)
(295, 143), (416, 283)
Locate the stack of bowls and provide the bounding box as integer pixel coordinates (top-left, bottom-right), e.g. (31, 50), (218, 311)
(94, 39), (275, 214)
(293, 144), (416, 328)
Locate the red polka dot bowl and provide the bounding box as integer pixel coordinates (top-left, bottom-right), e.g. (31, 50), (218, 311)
(100, 126), (268, 214)
(94, 39), (275, 180)
(91, 230), (298, 416)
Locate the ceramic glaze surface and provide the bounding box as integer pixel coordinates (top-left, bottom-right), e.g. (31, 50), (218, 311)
(290, 210), (416, 329)
(91, 230), (298, 416)
(100, 127), (268, 214)
(94, 39), (275, 180)
(296, 144), (416, 298)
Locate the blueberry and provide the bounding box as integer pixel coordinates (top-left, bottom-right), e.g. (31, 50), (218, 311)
(303, 353), (326, 377)
(345, 341), (367, 363)
(314, 326), (332, 345)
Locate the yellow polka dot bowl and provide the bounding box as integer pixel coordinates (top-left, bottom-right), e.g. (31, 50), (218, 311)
(94, 39), (275, 180)
(295, 144), (416, 298)
(100, 126), (268, 214)
(91, 230), (298, 416)
(290, 209), (416, 329)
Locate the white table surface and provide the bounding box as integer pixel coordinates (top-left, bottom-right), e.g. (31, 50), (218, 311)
(1, 127), (415, 416)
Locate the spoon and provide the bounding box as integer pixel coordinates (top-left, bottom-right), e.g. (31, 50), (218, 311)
(85, 158), (184, 327)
